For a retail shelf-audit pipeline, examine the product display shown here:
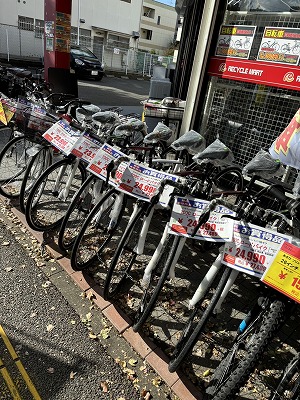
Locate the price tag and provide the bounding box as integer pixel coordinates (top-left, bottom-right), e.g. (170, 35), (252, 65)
(28, 104), (53, 133)
(223, 223), (291, 278)
(86, 143), (126, 186)
(15, 97), (32, 123)
(168, 197), (235, 241)
(43, 120), (81, 155)
(0, 102), (6, 125)
(261, 241), (300, 303)
(1, 97), (16, 124)
(117, 161), (178, 204)
(70, 134), (102, 164)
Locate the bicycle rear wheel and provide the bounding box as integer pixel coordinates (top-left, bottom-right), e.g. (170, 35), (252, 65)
(0, 135), (35, 198)
(58, 175), (105, 251)
(25, 157), (86, 231)
(19, 145), (53, 213)
(206, 296), (289, 399)
(70, 189), (128, 271)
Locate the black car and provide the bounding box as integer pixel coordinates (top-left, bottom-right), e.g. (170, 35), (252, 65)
(70, 45), (104, 81)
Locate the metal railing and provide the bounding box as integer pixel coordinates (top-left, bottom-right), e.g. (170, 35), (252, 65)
(0, 23), (174, 76)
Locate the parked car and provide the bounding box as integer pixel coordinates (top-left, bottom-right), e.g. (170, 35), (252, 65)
(70, 45), (104, 81)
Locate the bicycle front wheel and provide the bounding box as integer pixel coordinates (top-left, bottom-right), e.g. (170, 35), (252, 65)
(25, 157), (86, 231)
(168, 265), (231, 373)
(103, 203), (146, 300)
(272, 353), (300, 400)
(70, 189), (127, 271)
(58, 175), (105, 251)
(0, 135), (35, 198)
(19, 145), (53, 213)
(206, 297), (289, 400)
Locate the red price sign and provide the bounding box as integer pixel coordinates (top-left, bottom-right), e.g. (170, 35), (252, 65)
(262, 241), (300, 303)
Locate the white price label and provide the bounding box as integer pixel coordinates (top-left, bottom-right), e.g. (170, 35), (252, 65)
(71, 134), (102, 163)
(168, 196), (235, 242)
(43, 120), (81, 155)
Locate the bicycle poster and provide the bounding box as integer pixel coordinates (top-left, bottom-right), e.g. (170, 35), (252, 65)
(222, 222), (291, 278)
(262, 241), (300, 303)
(257, 27), (300, 65)
(168, 196), (235, 241)
(215, 25), (256, 59)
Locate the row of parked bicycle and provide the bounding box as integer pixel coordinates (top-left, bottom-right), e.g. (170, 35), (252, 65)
(0, 66), (299, 399)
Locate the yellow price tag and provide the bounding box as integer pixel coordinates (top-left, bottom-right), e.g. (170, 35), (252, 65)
(262, 241), (300, 303)
(0, 102), (7, 125)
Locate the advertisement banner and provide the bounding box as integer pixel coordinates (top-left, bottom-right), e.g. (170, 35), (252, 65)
(257, 27), (300, 65)
(269, 108), (300, 169)
(208, 56), (300, 91)
(215, 25), (256, 59)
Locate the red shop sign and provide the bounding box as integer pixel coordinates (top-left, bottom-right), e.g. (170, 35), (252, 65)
(208, 56), (300, 91)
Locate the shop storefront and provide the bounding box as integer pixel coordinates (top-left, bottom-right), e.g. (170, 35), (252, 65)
(176, 0), (300, 184)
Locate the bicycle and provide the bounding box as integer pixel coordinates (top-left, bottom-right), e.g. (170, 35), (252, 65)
(133, 142), (244, 331)
(271, 352), (300, 400)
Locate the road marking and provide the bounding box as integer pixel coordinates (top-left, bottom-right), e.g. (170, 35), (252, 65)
(0, 358), (22, 399)
(0, 325), (42, 400)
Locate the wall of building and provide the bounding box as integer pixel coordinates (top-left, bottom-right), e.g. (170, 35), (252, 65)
(139, 0), (177, 54)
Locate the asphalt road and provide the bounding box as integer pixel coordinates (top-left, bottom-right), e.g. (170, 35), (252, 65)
(77, 76), (150, 115)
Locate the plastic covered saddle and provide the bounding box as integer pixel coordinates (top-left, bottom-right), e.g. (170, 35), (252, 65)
(193, 139), (234, 165)
(171, 130), (206, 155)
(143, 122), (173, 144)
(92, 111), (120, 124)
(242, 149), (285, 178)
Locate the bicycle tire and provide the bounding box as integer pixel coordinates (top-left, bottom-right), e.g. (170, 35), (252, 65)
(272, 353), (300, 400)
(206, 297), (288, 399)
(103, 203), (146, 300)
(25, 157), (86, 231)
(132, 234), (182, 332)
(70, 189), (127, 271)
(168, 265), (231, 373)
(19, 146), (53, 213)
(58, 175), (104, 251)
(0, 135), (35, 198)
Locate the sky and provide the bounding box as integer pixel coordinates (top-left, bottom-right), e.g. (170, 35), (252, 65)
(155, 0), (176, 6)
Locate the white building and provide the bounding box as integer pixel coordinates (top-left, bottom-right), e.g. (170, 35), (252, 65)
(0, 0), (177, 70)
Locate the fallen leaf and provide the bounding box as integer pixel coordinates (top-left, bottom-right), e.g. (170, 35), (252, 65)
(152, 377), (162, 387)
(47, 367), (55, 374)
(128, 358), (138, 366)
(88, 332), (98, 340)
(46, 324), (54, 332)
(203, 369), (211, 377)
(2, 241), (10, 246)
(70, 371), (77, 379)
(86, 312), (92, 322)
(100, 381), (109, 392)
(70, 320), (76, 325)
(42, 281), (51, 288)
(100, 327), (111, 339)
(4, 267), (13, 272)
(86, 291), (96, 301)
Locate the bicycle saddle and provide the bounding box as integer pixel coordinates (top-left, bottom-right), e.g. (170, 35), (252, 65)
(171, 130), (206, 154)
(113, 123), (133, 138)
(193, 139), (233, 162)
(92, 111), (120, 124)
(143, 122), (172, 144)
(7, 67), (32, 78)
(76, 104), (101, 123)
(242, 149), (284, 178)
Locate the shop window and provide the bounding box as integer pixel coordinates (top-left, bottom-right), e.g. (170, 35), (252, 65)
(71, 27), (91, 47)
(18, 16), (34, 31)
(35, 19), (44, 38)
